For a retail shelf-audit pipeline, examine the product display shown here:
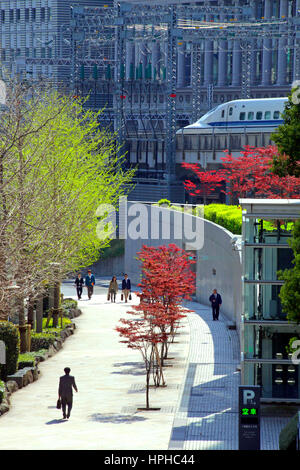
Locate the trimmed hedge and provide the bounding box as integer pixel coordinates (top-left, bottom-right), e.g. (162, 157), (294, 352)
(0, 322), (20, 381)
(204, 204), (242, 235)
(30, 332), (57, 351)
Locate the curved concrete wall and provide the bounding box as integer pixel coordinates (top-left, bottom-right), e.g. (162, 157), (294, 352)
(124, 203), (242, 329)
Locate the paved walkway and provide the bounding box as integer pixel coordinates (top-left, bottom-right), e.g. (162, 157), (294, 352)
(0, 281), (288, 450)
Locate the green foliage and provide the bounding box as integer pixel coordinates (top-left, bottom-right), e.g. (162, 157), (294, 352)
(61, 299), (78, 318)
(99, 239), (125, 260)
(279, 413), (299, 450)
(271, 87), (300, 177)
(285, 336), (300, 355)
(158, 199), (171, 207)
(0, 379), (5, 404)
(278, 220), (300, 323)
(42, 317), (71, 330)
(204, 204), (242, 235)
(0, 322), (20, 381)
(18, 350), (48, 369)
(30, 332), (57, 351)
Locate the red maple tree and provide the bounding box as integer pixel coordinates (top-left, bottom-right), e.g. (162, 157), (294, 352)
(182, 145), (300, 200)
(116, 244), (196, 409)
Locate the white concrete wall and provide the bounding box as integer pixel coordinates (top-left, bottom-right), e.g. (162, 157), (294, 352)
(124, 203), (242, 330)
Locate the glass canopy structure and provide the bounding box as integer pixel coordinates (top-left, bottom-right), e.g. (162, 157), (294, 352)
(240, 199), (300, 402)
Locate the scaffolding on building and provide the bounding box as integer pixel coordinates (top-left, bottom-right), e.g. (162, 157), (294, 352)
(25, 1), (300, 199)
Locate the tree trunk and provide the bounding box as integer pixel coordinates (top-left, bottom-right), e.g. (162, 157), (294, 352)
(36, 293), (43, 333)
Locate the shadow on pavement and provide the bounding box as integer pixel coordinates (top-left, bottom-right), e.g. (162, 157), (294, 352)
(45, 419), (68, 425)
(112, 362), (146, 376)
(88, 413), (147, 424)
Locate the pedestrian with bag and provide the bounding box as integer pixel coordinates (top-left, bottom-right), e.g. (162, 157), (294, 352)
(209, 289), (222, 321)
(74, 273), (84, 300)
(85, 270), (95, 300)
(121, 274), (131, 303)
(108, 276), (118, 303)
(58, 367), (78, 420)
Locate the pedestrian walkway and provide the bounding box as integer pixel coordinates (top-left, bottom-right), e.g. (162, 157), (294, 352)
(0, 282), (288, 450)
(168, 301), (289, 450)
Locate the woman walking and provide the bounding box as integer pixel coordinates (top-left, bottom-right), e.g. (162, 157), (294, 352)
(108, 276), (118, 303)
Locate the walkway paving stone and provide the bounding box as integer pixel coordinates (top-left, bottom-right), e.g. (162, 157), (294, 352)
(0, 281), (289, 450)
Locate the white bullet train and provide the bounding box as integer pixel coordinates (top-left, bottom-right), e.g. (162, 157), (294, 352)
(176, 97), (288, 167)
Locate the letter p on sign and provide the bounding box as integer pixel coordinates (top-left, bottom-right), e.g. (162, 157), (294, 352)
(243, 390), (255, 405)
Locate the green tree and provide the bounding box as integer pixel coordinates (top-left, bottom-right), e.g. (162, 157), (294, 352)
(271, 85), (300, 178)
(0, 83), (134, 348)
(278, 220), (300, 323)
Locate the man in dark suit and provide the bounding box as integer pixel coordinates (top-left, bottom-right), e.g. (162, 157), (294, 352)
(121, 274), (131, 302)
(74, 273), (84, 300)
(58, 367), (78, 419)
(85, 270), (95, 300)
(209, 289), (222, 321)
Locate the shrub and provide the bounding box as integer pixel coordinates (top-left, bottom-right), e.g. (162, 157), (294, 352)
(0, 379), (5, 404)
(42, 317), (71, 330)
(31, 332), (56, 351)
(158, 198), (171, 207)
(0, 322), (20, 381)
(204, 204), (242, 234)
(279, 413), (299, 450)
(61, 299), (78, 318)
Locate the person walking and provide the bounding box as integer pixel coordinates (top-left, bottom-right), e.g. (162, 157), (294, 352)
(58, 367), (78, 419)
(85, 270), (95, 300)
(121, 274), (131, 303)
(209, 289), (222, 321)
(108, 276), (118, 303)
(74, 273), (84, 300)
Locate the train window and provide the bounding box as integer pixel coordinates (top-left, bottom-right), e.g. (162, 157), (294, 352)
(239, 112), (246, 121)
(248, 112), (254, 120)
(229, 107), (233, 116)
(273, 111), (280, 119)
(256, 111), (263, 120)
(264, 111), (271, 119)
(221, 110), (225, 118)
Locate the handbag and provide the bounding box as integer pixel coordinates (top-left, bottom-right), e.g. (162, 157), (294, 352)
(56, 398), (61, 409)
(129, 293), (132, 300)
(121, 293), (124, 301)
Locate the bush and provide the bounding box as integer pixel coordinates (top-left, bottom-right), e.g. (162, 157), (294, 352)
(42, 317), (72, 330)
(31, 332), (57, 351)
(204, 204), (242, 235)
(0, 379), (5, 404)
(61, 299), (78, 318)
(0, 322), (20, 381)
(158, 198), (171, 207)
(279, 413), (299, 450)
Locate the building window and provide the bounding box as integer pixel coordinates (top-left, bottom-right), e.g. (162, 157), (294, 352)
(16, 9), (20, 22)
(1, 49), (6, 61)
(32, 8), (36, 22)
(41, 7), (45, 22)
(25, 8), (30, 22)
(41, 47), (46, 58)
(25, 48), (30, 58)
(1, 10), (5, 23)
(47, 8), (51, 21)
(9, 10), (14, 23)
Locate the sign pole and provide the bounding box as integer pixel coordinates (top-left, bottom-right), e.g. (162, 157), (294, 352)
(239, 385), (261, 450)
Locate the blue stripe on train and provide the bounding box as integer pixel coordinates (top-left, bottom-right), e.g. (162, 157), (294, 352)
(208, 120), (284, 127)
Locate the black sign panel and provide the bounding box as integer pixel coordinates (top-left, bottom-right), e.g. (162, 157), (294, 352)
(239, 385), (261, 450)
